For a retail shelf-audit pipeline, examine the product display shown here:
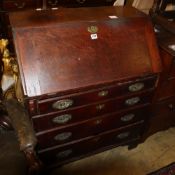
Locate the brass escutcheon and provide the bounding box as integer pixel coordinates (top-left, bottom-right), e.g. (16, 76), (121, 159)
(87, 26), (98, 34)
(96, 104), (105, 110)
(98, 90), (108, 97)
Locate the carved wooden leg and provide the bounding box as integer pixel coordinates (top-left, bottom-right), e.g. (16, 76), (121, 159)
(24, 150), (43, 175)
(4, 99), (43, 175)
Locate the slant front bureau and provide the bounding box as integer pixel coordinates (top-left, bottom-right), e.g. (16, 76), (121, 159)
(8, 6), (161, 168)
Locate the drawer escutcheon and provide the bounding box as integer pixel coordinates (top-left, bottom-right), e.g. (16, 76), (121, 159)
(54, 132), (72, 141)
(121, 114), (135, 122)
(98, 90), (109, 97)
(52, 114), (72, 124)
(96, 104), (105, 110)
(52, 99), (73, 110)
(125, 97), (140, 106)
(128, 82), (144, 92)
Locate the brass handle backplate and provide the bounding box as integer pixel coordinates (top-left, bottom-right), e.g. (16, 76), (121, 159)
(52, 99), (73, 110)
(125, 97), (140, 106)
(128, 82), (144, 92)
(52, 114), (72, 124)
(121, 114), (135, 122)
(54, 132), (72, 141)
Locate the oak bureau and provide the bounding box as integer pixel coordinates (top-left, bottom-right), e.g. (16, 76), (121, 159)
(1, 6), (162, 171)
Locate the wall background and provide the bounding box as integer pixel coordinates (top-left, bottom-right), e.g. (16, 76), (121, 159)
(114, 0), (154, 14)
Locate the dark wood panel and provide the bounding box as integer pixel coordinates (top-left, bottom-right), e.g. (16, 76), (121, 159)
(155, 78), (175, 100)
(153, 96), (175, 117)
(169, 59), (175, 78)
(159, 47), (175, 79)
(148, 97), (175, 136)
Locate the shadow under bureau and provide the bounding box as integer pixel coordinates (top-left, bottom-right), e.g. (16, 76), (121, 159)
(6, 6), (162, 169)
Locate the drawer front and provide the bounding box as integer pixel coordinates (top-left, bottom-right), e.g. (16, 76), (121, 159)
(156, 79), (175, 100)
(38, 123), (143, 164)
(37, 76), (156, 115)
(33, 104), (150, 132)
(3, 0), (37, 11)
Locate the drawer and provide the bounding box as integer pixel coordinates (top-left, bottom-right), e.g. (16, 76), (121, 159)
(155, 79), (175, 100)
(36, 76), (156, 115)
(36, 111), (145, 149)
(3, 0), (37, 11)
(33, 104), (150, 132)
(38, 122), (143, 165)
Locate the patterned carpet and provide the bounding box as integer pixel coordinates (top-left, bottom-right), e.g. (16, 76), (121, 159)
(148, 162), (175, 175)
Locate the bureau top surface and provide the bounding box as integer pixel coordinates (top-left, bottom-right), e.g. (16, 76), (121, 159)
(9, 6), (161, 98)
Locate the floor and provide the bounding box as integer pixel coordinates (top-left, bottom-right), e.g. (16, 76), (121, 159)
(50, 127), (175, 175)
